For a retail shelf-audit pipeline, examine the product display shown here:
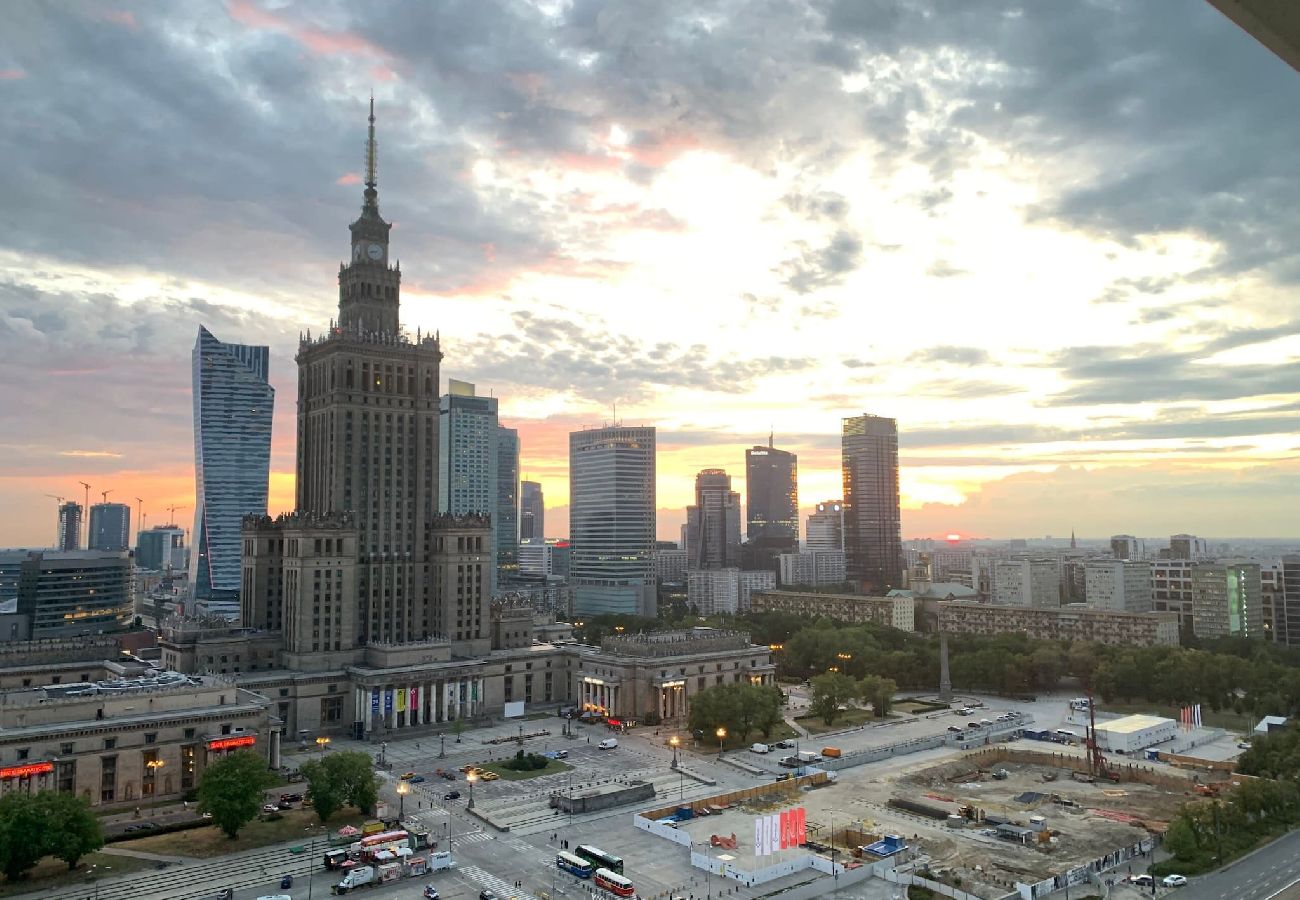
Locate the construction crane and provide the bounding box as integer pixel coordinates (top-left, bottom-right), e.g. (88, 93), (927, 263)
(100, 489), (113, 504)
(135, 497), (144, 543)
(45, 494), (68, 549)
(167, 505), (187, 526)
(1085, 694), (1118, 782)
(78, 481), (91, 546)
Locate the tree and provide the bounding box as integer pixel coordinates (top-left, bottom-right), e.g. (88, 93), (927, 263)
(809, 672), (857, 726)
(302, 751), (381, 823)
(860, 675), (897, 718)
(34, 792), (103, 870)
(0, 793), (48, 881)
(197, 750), (276, 839)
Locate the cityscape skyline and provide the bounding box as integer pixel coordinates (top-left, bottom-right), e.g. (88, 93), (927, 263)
(4, 3), (1300, 546)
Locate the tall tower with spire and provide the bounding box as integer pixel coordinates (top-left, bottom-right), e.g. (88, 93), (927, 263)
(290, 101), (488, 655)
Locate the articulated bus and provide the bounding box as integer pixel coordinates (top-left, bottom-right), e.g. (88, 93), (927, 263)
(594, 868), (635, 897)
(574, 844), (623, 874)
(556, 851), (594, 878)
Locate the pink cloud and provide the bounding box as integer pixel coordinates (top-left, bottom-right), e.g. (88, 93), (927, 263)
(336, 172), (362, 185)
(0, 69), (26, 81)
(227, 0), (390, 61)
(102, 9), (138, 29)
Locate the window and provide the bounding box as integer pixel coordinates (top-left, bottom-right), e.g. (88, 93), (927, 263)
(103, 738), (116, 750)
(60, 742), (73, 755)
(184, 728), (196, 740)
(16, 748), (28, 761)
(145, 732), (157, 744)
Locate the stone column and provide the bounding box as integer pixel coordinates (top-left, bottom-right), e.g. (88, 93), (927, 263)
(388, 686), (398, 730)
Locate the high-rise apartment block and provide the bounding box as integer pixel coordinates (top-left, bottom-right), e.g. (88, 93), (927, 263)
(520, 481), (544, 541)
(1152, 559), (1196, 632)
(1190, 562), (1264, 639)
(569, 426), (656, 616)
(1084, 560), (1153, 614)
(842, 415), (903, 592)
(496, 426), (519, 587)
(88, 502), (131, 552)
(654, 548), (688, 583)
(685, 469), (741, 570)
(191, 325), (273, 612)
(136, 525), (187, 572)
(745, 440), (798, 544)
(778, 549), (846, 587)
(57, 501), (82, 552)
(806, 500), (844, 551)
(992, 558), (1060, 608)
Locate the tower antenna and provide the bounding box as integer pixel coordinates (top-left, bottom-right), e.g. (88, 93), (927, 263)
(364, 96), (378, 194)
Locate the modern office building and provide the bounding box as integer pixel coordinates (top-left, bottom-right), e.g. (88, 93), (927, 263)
(496, 426), (520, 588)
(518, 538), (569, 581)
(842, 415), (903, 592)
(0, 550), (132, 639)
(992, 558), (1061, 608)
(191, 325), (273, 613)
(294, 102), (444, 647)
(1152, 559), (1196, 632)
(1169, 534), (1208, 560)
(520, 480), (544, 541)
(57, 501), (82, 552)
(1258, 559), (1283, 641)
(136, 526), (187, 572)
(88, 502), (131, 552)
(438, 380), (499, 592)
(685, 468), (741, 570)
(1084, 560), (1154, 614)
(745, 439), (798, 544)
(1191, 562), (1264, 639)
(569, 426), (656, 616)
(1110, 535), (1145, 560)
(778, 549), (846, 587)
(806, 500), (844, 552)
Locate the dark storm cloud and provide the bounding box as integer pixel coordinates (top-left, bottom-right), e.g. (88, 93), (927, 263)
(450, 310), (815, 403)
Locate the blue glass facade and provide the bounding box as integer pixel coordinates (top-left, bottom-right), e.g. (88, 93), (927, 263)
(190, 326), (273, 607)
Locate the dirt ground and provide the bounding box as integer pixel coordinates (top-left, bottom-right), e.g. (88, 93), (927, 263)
(677, 752), (1192, 899)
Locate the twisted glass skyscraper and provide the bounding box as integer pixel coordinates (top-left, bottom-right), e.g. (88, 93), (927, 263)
(191, 326), (273, 613)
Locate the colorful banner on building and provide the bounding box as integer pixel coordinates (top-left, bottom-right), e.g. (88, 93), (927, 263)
(396, 688), (407, 713)
(410, 685), (419, 714)
(755, 807), (805, 857)
(1180, 704), (1203, 728)
(371, 689), (380, 717)
(384, 689), (393, 714)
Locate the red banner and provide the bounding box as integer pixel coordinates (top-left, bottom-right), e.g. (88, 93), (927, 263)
(0, 761), (52, 779)
(795, 806), (806, 844)
(207, 734), (256, 751)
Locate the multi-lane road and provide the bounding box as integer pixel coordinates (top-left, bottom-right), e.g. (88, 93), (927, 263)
(1174, 828), (1300, 900)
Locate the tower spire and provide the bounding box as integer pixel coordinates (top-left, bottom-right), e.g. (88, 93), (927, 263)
(364, 96), (378, 208)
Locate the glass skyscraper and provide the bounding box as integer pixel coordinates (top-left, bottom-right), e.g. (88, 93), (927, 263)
(745, 440), (798, 544)
(88, 502), (131, 552)
(439, 380), (499, 592)
(190, 325), (273, 613)
(520, 480), (544, 541)
(569, 425), (656, 616)
(842, 413), (903, 593)
(496, 425), (519, 586)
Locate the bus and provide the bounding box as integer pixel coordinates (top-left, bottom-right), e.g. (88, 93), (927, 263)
(574, 845), (623, 874)
(556, 851), (594, 878)
(594, 868), (635, 897)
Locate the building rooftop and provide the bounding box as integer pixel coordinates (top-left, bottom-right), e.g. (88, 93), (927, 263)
(1095, 714), (1173, 734)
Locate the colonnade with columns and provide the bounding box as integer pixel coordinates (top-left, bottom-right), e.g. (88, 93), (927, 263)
(355, 673), (484, 734)
(578, 678), (619, 716)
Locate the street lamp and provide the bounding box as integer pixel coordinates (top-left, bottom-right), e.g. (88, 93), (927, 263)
(716, 727), (726, 757)
(466, 770), (477, 810)
(396, 781), (409, 821)
(315, 736), (331, 752)
(439, 734), (445, 759)
(306, 824), (326, 900)
(669, 735), (680, 769)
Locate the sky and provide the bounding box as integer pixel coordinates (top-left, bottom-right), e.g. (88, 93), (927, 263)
(2, 0), (1299, 549)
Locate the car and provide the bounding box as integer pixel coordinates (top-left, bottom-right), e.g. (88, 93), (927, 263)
(554, 749), (568, 759)
(480, 890), (499, 900)
(255, 896), (292, 900)
(443, 790), (461, 800)
(424, 887), (441, 900)
(958, 708), (975, 716)
(479, 771), (499, 781)
(1129, 875), (1154, 887)
(442, 771), (457, 780)
(1163, 875), (1187, 887)
(1238, 741), (1252, 750)
(947, 725), (964, 733)
(401, 772), (417, 780)
(409, 774), (426, 783)
(280, 792), (303, 803)
(774, 740), (796, 749)
(262, 803), (279, 813)
(278, 800), (293, 810)
(751, 743), (771, 754)
(459, 764), (477, 773)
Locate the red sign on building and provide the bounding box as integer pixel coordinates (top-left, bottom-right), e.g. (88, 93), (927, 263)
(0, 761), (54, 779)
(206, 735), (256, 752)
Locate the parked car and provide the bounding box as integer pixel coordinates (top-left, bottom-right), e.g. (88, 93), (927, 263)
(774, 739), (796, 749)
(280, 792), (303, 803)
(401, 772), (417, 780)
(958, 708), (975, 716)
(409, 775), (426, 783)
(480, 891), (499, 900)
(947, 725), (964, 733)
(1163, 875), (1187, 887)
(598, 738), (618, 750)
(750, 743), (770, 754)
(262, 803), (279, 813)
(443, 791), (461, 801)
(479, 771), (500, 781)
(1129, 875), (1154, 887)
(1238, 741), (1252, 750)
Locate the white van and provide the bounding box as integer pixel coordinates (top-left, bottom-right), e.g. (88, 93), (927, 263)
(750, 743), (770, 754)
(598, 738), (618, 750)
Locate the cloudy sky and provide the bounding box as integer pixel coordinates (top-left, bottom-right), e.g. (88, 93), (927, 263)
(2, 0), (1299, 549)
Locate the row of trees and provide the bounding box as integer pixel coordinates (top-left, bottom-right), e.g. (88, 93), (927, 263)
(0, 791), (103, 881)
(807, 671), (898, 725)
(299, 751), (380, 823)
(1159, 777), (1300, 875)
(686, 682), (784, 744)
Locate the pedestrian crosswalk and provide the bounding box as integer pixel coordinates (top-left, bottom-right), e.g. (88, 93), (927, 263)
(459, 864), (540, 900)
(454, 830), (494, 845)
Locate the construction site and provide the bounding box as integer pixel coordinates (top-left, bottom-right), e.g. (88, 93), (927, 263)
(657, 743), (1215, 899)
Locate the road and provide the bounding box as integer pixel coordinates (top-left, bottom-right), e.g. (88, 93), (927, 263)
(1175, 829), (1300, 900)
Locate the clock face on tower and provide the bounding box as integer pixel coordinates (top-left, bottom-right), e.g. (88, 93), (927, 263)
(367, 243), (384, 261)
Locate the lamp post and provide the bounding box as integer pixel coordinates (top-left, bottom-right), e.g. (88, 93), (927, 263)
(396, 780), (409, 821)
(716, 727), (726, 757)
(466, 771), (477, 811)
(439, 734), (445, 759)
(669, 735), (680, 770)
(316, 736), (331, 753)
(306, 824), (325, 900)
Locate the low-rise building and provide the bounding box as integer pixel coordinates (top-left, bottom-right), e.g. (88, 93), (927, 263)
(1092, 714), (1177, 753)
(937, 602), (1179, 646)
(750, 591), (915, 631)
